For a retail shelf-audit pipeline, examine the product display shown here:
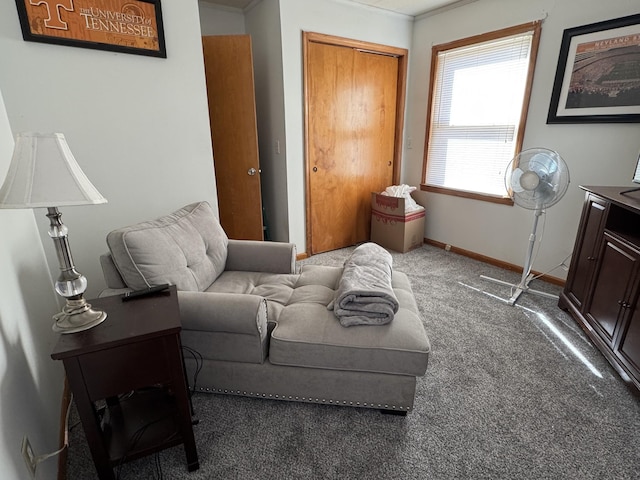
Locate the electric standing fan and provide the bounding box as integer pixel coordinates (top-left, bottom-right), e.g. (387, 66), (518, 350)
(481, 147), (570, 305)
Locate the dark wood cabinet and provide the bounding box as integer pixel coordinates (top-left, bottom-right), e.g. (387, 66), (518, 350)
(560, 186), (640, 393)
(585, 233), (640, 345)
(563, 196), (607, 309)
(619, 300), (640, 379)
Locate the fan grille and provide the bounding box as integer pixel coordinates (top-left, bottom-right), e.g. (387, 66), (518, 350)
(505, 147), (570, 210)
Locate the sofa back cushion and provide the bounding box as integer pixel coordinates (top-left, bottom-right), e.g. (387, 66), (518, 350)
(106, 201), (228, 292)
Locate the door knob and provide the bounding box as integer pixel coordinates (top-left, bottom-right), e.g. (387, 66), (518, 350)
(248, 168), (257, 176)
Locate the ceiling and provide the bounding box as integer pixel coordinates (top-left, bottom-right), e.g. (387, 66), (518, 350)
(201, 0), (468, 17)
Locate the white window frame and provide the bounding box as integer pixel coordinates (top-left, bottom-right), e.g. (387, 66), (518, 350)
(422, 22), (542, 205)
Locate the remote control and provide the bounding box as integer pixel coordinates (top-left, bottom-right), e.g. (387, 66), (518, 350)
(121, 284), (171, 301)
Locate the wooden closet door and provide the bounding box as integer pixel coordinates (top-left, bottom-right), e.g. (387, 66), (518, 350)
(352, 50), (398, 241)
(307, 41), (360, 253)
(202, 35), (264, 240)
(306, 39), (399, 254)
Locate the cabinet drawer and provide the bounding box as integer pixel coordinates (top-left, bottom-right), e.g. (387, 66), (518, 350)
(80, 337), (173, 400)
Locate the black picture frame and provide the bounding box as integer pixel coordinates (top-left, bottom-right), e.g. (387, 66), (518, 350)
(547, 13), (640, 124)
(14, 0), (166, 58)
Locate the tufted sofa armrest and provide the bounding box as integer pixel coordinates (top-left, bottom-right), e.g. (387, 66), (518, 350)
(225, 239), (297, 274)
(178, 291), (269, 364)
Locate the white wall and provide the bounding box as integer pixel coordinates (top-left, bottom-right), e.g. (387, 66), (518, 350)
(198, 1), (288, 242)
(278, 0), (414, 252)
(199, 2), (246, 34)
(0, 88), (63, 480)
(406, 0), (640, 280)
(245, 0), (289, 242)
(0, 0), (218, 298)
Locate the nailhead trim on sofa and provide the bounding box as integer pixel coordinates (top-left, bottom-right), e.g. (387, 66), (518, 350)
(194, 386), (411, 411)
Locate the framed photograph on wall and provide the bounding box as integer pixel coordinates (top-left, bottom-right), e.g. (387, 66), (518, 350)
(547, 13), (640, 124)
(14, 0), (166, 58)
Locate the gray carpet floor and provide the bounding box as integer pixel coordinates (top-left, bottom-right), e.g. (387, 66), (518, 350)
(66, 244), (640, 479)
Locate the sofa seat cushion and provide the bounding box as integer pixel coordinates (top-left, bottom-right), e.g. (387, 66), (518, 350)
(206, 265), (341, 321)
(206, 271), (294, 323)
(106, 202), (228, 292)
(205, 264), (429, 376)
(270, 271), (430, 377)
(207, 271), (299, 299)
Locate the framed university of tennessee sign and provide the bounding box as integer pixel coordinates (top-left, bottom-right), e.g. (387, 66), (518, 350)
(15, 0), (166, 58)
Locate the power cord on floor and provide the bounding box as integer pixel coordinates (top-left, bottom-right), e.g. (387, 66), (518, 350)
(529, 252), (573, 282)
(181, 345), (203, 425)
(154, 451), (163, 479)
(28, 393), (73, 474)
(114, 408), (174, 480)
(181, 345), (203, 397)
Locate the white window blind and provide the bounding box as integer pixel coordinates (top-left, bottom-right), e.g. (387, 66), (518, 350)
(425, 29), (536, 198)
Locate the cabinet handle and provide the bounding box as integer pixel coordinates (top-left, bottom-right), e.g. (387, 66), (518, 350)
(587, 256), (596, 261)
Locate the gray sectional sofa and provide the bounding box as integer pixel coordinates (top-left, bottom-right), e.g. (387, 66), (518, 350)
(100, 201), (430, 413)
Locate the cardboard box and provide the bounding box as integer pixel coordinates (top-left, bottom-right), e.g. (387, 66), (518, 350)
(370, 193), (425, 253)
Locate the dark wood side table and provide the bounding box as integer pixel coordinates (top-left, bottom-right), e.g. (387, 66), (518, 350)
(52, 286), (199, 479)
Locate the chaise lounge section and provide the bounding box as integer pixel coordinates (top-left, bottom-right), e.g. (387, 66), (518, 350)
(100, 201), (430, 413)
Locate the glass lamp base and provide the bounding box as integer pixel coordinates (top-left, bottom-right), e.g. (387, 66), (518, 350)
(52, 297), (107, 334)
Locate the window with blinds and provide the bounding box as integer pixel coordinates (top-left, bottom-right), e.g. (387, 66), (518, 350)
(423, 22), (542, 204)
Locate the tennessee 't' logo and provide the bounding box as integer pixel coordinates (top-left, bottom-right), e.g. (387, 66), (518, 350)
(29, 0), (75, 30)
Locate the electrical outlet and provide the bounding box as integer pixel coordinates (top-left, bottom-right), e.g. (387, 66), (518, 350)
(21, 436), (37, 478)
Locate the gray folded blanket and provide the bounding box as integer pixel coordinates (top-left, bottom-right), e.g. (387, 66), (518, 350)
(329, 242), (399, 327)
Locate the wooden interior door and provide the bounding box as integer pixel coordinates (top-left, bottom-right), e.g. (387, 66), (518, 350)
(305, 33), (405, 254)
(202, 35), (264, 240)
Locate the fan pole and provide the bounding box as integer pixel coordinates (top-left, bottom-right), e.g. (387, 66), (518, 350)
(480, 208), (559, 306)
(511, 208), (542, 304)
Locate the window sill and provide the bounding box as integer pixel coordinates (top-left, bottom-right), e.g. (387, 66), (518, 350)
(420, 184), (514, 206)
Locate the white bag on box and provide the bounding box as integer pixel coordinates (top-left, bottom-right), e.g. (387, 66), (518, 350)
(381, 185), (422, 213)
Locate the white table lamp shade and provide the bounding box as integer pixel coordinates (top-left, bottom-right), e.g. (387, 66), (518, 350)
(0, 132), (106, 208)
(0, 132), (107, 333)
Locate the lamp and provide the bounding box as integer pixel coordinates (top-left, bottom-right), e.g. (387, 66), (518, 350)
(0, 132), (107, 333)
